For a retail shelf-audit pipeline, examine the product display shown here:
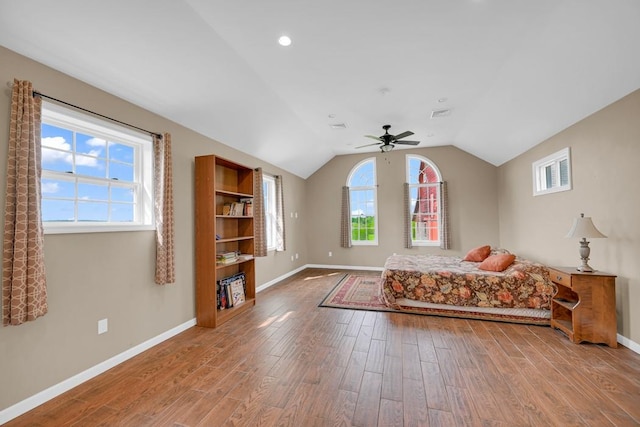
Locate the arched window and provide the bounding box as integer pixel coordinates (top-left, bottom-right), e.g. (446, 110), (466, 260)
(347, 158), (378, 245)
(406, 155), (442, 246)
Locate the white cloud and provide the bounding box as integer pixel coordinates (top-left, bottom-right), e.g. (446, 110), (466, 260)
(41, 137), (72, 165)
(42, 136), (70, 150)
(76, 151), (101, 166)
(41, 182), (59, 194)
(41, 136), (101, 168)
(86, 137), (106, 148)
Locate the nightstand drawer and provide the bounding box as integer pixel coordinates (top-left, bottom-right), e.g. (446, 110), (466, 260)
(549, 268), (572, 288)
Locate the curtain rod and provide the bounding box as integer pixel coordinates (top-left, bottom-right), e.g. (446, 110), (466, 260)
(32, 90), (163, 140)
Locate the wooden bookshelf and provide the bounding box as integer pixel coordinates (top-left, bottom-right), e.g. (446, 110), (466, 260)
(195, 155), (256, 328)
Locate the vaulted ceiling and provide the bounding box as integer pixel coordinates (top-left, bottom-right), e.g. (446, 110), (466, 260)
(1, 1), (639, 178)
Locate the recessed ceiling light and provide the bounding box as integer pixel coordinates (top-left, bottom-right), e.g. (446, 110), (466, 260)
(278, 35), (292, 46)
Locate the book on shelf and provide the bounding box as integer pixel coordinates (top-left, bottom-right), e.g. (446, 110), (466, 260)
(235, 253), (253, 262)
(222, 203), (232, 215)
(231, 202), (245, 216)
(239, 198), (253, 216)
(217, 281), (228, 310)
(225, 282), (234, 308)
(216, 251), (239, 264)
(217, 272), (246, 309)
(229, 277), (245, 306)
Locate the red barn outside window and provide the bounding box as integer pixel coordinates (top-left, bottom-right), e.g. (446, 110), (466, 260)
(407, 155), (442, 245)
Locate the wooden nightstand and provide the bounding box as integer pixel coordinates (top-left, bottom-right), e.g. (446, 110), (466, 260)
(549, 267), (617, 348)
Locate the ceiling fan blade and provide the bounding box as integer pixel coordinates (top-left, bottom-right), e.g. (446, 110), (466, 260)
(394, 131), (414, 140)
(364, 135), (382, 141)
(395, 140), (420, 146)
(355, 142), (382, 149)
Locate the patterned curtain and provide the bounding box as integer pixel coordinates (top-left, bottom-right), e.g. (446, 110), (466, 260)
(404, 183), (413, 249)
(253, 167), (267, 257)
(439, 181), (450, 250)
(153, 133), (175, 285)
(340, 186), (351, 248)
(274, 175), (286, 252)
(3, 79), (47, 326)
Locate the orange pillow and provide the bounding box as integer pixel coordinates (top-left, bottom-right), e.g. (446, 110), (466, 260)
(478, 254), (516, 272)
(463, 245), (491, 262)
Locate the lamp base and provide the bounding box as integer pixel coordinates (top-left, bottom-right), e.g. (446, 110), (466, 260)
(577, 238), (595, 273)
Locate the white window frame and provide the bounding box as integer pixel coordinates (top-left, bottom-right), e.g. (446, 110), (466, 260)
(263, 174), (277, 251)
(532, 147), (572, 196)
(41, 101), (154, 234)
(347, 158), (378, 246)
(406, 155), (442, 247)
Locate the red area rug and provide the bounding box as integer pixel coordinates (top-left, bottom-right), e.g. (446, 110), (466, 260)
(319, 274), (551, 325)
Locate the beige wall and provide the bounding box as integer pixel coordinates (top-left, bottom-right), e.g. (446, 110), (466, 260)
(0, 46), (307, 411)
(3, 40), (638, 415)
(497, 89), (640, 343)
(305, 146), (500, 266)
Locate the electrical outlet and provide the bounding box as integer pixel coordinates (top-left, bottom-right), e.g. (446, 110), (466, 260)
(291, 255), (294, 261)
(295, 253), (299, 259)
(328, 251), (332, 257)
(98, 318), (108, 335)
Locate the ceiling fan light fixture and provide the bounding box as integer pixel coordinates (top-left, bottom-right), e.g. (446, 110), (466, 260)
(381, 144), (393, 153)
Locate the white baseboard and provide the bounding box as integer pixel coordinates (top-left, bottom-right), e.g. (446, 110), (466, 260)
(256, 264), (383, 294)
(305, 263), (385, 272)
(0, 318), (196, 425)
(618, 333), (640, 354)
(256, 265), (308, 292)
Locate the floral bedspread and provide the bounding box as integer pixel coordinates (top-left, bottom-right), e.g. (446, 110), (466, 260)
(381, 254), (557, 310)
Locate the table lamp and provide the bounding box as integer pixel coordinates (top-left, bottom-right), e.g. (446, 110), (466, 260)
(565, 213), (607, 272)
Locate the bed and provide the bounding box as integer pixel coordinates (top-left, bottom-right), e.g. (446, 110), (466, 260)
(380, 253), (557, 324)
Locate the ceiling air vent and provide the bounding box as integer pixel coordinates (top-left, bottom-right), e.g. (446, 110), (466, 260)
(329, 123), (347, 129)
(430, 109), (451, 119)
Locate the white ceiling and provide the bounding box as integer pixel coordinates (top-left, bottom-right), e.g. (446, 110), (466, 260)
(1, 1), (639, 178)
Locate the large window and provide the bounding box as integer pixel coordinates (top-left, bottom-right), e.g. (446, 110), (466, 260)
(406, 155), (442, 246)
(41, 101), (154, 233)
(347, 158), (378, 245)
(263, 174), (277, 250)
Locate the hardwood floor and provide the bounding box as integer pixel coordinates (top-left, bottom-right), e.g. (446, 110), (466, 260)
(6, 268), (640, 426)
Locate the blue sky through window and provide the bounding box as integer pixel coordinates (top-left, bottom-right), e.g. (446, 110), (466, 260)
(41, 123), (136, 222)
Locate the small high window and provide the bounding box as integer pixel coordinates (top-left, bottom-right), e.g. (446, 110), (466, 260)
(532, 147), (572, 196)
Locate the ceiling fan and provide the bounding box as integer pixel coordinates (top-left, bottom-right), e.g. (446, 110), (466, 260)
(356, 125), (420, 152)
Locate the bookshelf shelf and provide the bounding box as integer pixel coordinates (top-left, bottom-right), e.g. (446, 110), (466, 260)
(195, 155), (256, 328)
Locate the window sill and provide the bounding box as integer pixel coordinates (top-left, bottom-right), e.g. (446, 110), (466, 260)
(44, 224), (155, 235)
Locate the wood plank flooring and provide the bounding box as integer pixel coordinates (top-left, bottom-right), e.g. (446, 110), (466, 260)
(6, 268), (640, 426)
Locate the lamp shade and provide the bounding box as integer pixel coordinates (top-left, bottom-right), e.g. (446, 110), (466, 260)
(565, 213), (607, 239)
